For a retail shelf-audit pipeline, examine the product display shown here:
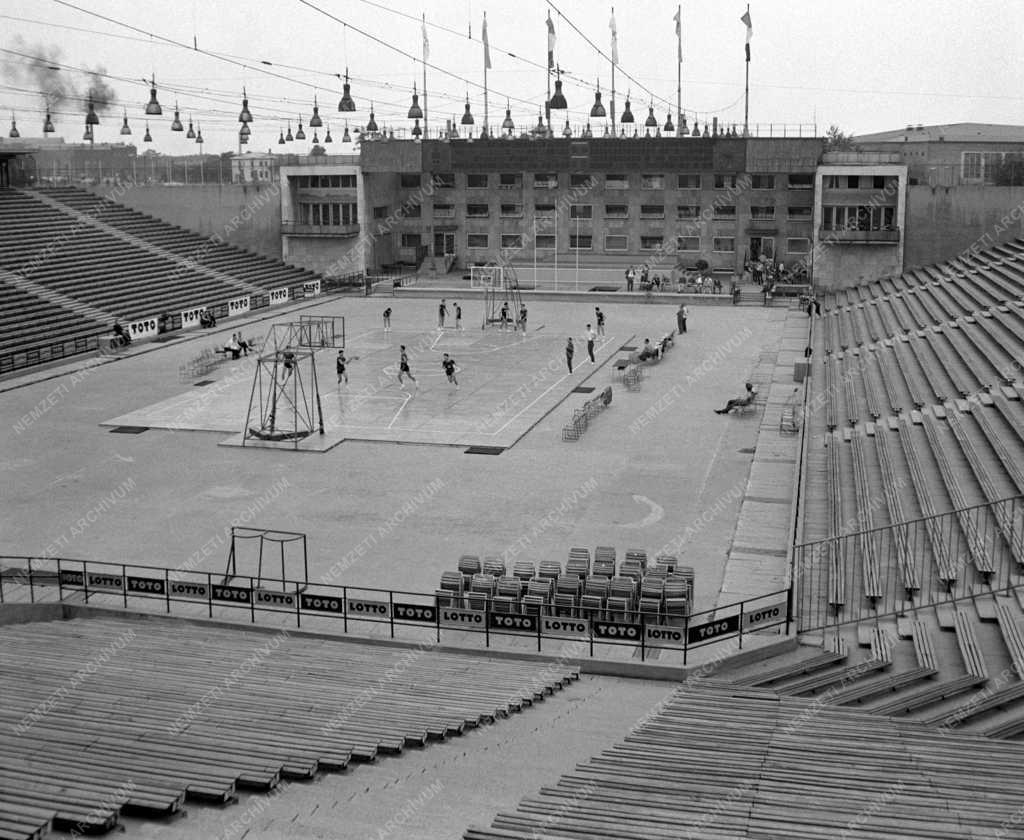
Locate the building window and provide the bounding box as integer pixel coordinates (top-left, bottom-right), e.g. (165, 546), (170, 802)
(373, 206), (388, 219)
(788, 173), (813, 190)
(677, 236), (700, 251)
(787, 206), (812, 220)
(466, 203), (490, 218)
(339, 174), (357, 188)
(640, 205), (665, 219)
(872, 175), (887, 190)
(640, 235), (664, 250)
(750, 206), (775, 220)
(400, 233), (422, 247)
(713, 205), (736, 219)
(501, 204), (523, 217)
(433, 203), (455, 218)
(570, 204), (593, 219)
(713, 237), (735, 252)
(606, 173), (629, 189)
(787, 238), (811, 253)
(499, 173), (522, 189)
(823, 175), (843, 189)
(434, 173), (455, 189)
(570, 234), (593, 250)
(535, 203), (556, 218)
(404, 204), (421, 218)
(677, 173), (701, 189)
(751, 174), (775, 189)
(714, 174), (737, 189)
(962, 153), (982, 181)
(605, 204), (629, 218)
(534, 173), (558, 189)
(641, 174), (664, 190)
(501, 234), (523, 249)
(823, 205), (896, 231)
(400, 173), (421, 188)
(605, 235), (628, 251)
(468, 233), (489, 248)
(570, 173), (591, 187)
(677, 205), (701, 219)
(536, 234), (556, 249)
(983, 152), (1004, 184)
(467, 173), (489, 188)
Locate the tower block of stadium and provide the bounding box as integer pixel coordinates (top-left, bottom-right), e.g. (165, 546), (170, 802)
(477, 264), (524, 328)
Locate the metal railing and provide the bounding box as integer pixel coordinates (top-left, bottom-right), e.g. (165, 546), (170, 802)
(0, 556), (791, 664)
(795, 495), (1024, 631)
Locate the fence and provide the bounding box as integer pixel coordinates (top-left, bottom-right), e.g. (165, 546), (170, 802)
(795, 495), (1024, 631)
(0, 556), (791, 664)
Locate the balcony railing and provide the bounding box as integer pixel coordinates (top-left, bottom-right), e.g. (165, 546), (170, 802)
(281, 222), (360, 237)
(818, 227), (900, 243)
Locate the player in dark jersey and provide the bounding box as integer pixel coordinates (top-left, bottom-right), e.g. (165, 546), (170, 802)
(518, 304), (528, 334)
(595, 307), (605, 336)
(438, 299), (448, 329)
(398, 345), (418, 389)
(454, 303), (463, 331)
(336, 350), (347, 385)
(499, 302), (510, 331)
(441, 353), (459, 390)
(382, 307), (392, 332)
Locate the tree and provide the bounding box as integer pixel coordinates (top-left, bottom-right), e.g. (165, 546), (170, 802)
(823, 125), (856, 152)
(309, 145), (326, 157)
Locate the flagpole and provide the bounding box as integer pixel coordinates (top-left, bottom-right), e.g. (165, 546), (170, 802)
(483, 12), (489, 137)
(743, 4), (750, 137)
(422, 13), (429, 139)
(610, 6), (616, 136)
(676, 4), (682, 136)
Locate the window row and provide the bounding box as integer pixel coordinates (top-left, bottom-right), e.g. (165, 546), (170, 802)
(821, 205), (896, 231)
(822, 174), (894, 190)
(442, 233), (811, 253)
(296, 201), (358, 226)
(291, 174), (357, 189)
(406, 172), (816, 190)
(432, 203), (815, 220)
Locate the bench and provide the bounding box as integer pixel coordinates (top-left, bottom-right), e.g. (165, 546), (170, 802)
(996, 602), (1024, 677)
(776, 652), (890, 696)
(779, 388), (801, 434)
(954, 609), (989, 680)
(732, 642), (848, 688)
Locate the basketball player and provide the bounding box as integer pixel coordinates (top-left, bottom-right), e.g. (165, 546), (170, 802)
(398, 345), (417, 389)
(382, 307), (392, 332)
(565, 337), (575, 374)
(595, 307), (605, 336)
(336, 350), (348, 385)
(454, 302), (463, 331)
(519, 304), (528, 334)
(442, 353), (459, 390)
(499, 302), (510, 331)
(438, 299), (448, 329)
(586, 324), (597, 363)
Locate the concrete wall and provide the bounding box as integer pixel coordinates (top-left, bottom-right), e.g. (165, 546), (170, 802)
(904, 185), (1024, 267)
(85, 182), (283, 259)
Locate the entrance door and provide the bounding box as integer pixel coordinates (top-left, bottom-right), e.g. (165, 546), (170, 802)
(433, 232), (455, 257)
(749, 236), (775, 262)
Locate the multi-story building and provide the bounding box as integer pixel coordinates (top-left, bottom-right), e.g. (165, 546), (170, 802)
(232, 151), (277, 184)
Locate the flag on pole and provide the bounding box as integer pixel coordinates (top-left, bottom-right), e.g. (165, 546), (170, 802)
(609, 9), (618, 65)
(546, 11), (555, 69)
(423, 13), (430, 61)
(741, 7), (752, 60)
(673, 6), (681, 62)
(483, 12), (492, 69)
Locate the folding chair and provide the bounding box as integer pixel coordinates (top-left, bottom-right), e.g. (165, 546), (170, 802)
(482, 555), (506, 578)
(458, 554), (481, 590)
(538, 560), (563, 582)
(512, 560), (536, 591)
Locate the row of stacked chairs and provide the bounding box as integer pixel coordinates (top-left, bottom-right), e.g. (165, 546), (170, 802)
(437, 547), (695, 623)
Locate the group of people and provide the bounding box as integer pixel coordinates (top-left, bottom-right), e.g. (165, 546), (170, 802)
(222, 333), (252, 360)
(563, 307), (608, 373)
(436, 299), (465, 331)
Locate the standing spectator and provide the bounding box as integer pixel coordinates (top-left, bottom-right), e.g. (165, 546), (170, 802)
(677, 304), (688, 334)
(595, 307), (605, 336)
(438, 298), (448, 329)
(586, 324), (596, 363)
(814, 297), (822, 317)
(565, 337), (575, 373)
(625, 266), (634, 291)
(382, 307), (392, 332)
(640, 265), (650, 288)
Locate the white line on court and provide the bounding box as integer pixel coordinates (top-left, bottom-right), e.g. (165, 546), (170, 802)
(387, 393), (413, 429)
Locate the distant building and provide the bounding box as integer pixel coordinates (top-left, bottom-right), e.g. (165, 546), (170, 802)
(232, 152), (277, 184)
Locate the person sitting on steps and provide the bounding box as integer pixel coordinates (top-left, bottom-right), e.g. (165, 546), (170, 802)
(715, 382), (756, 414)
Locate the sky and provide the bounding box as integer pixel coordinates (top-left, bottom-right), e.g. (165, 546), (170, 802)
(1, 0), (1022, 155)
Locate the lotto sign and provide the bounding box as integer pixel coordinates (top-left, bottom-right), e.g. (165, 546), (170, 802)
(300, 593), (344, 614)
(86, 572), (123, 592)
(393, 603), (437, 623)
(212, 584), (251, 604)
(269, 287), (289, 306)
(168, 580), (209, 601)
(592, 620), (643, 641)
(180, 306), (207, 330)
(302, 280), (322, 297)
(59, 570), (85, 588)
(228, 296), (251, 316)
(346, 599), (390, 619)
(541, 617), (589, 638)
(644, 625), (687, 649)
(687, 614), (740, 645)
(744, 602), (787, 631)
(127, 576), (165, 596)
(128, 316), (158, 341)
(488, 613), (538, 634)
(255, 588), (296, 609)
(439, 608), (486, 628)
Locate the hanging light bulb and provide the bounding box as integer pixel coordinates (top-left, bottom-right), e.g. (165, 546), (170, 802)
(411, 118), (422, 139)
(645, 105), (658, 128)
(312, 130), (320, 144)
(170, 102), (184, 132)
(43, 109), (55, 133)
(702, 122), (710, 137)
(562, 119), (572, 138)
(338, 69), (356, 112)
(461, 95), (474, 126)
(9, 113), (20, 139)
(534, 112), (546, 134)
(364, 103), (378, 134)
(285, 122), (294, 142)
(85, 95), (99, 125)
(143, 121), (152, 142)
(119, 108), (131, 136)
(239, 122), (251, 139)
(186, 116), (195, 139)
(680, 114), (689, 135)
(238, 87), (253, 123)
(407, 82), (423, 119)
(278, 129), (285, 145)
(83, 122), (93, 142)
(145, 75), (162, 115)
(310, 94), (323, 128)
(239, 128), (249, 145)
(501, 101), (514, 134)
(620, 95), (634, 124)
(691, 119), (700, 137)
(590, 81), (606, 118)
(295, 118), (306, 140)
(582, 122), (592, 138)
(195, 124), (203, 144)
(549, 73), (567, 110)
(664, 112), (675, 133)
(342, 122), (351, 143)
(324, 124), (333, 143)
